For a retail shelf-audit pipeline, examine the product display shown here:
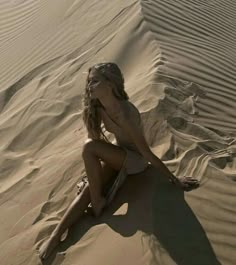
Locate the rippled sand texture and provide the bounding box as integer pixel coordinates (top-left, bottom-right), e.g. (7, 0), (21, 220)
(0, 1), (235, 265)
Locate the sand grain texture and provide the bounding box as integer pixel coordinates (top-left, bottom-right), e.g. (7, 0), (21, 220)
(0, 0), (235, 264)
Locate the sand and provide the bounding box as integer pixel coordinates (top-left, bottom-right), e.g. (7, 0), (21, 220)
(0, 0), (235, 264)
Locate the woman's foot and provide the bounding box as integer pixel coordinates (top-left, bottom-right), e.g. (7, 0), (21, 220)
(92, 197), (106, 217)
(38, 234), (60, 260)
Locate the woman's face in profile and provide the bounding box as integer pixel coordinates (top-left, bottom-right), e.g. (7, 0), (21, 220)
(88, 69), (112, 99)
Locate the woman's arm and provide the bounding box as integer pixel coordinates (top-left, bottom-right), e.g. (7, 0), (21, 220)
(119, 112), (176, 181)
(119, 110), (199, 190)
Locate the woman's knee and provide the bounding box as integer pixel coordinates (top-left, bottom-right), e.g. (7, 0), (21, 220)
(82, 139), (98, 158)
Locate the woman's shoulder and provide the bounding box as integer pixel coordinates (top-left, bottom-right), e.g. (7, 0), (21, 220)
(121, 101), (141, 123)
(99, 100), (141, 126)
(120, 100), (137, 112)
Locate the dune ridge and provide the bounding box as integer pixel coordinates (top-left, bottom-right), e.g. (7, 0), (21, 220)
(0, 0), (235, 264)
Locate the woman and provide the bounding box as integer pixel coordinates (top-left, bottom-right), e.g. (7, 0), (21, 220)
(38, 62), (199, 260)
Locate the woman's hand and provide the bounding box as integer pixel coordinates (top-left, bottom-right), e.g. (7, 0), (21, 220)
(169, 175), (200, 191)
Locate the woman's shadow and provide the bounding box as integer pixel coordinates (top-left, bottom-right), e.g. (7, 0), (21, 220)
(42, 165), (221, 265)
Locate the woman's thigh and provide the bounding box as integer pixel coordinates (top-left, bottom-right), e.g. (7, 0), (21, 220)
(82, 139), (126, 171)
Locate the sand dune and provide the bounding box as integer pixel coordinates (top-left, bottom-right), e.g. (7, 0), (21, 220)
(0, 0), (235, 264)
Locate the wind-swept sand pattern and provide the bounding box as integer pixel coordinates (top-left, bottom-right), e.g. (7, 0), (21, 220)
(0, 0), (235, 264)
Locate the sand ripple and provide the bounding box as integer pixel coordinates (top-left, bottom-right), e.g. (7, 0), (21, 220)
(0, 1), (235, 264)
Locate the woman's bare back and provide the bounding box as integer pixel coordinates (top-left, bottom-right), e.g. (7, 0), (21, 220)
(100, 100), (141, 134)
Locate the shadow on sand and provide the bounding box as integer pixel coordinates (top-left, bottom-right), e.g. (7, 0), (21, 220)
(41, 165), (221, 265)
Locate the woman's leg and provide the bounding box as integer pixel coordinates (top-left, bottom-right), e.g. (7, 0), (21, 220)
(38, 183), (90, 260)
(82, 139), (126, 217)
(38, 140), (125, 259)
(39, 164), (117, 260)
